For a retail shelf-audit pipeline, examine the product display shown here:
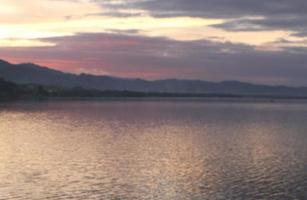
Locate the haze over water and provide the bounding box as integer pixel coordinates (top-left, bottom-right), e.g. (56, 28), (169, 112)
(0, 100), (306, 200)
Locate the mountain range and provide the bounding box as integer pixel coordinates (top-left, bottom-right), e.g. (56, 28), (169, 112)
(1, 59), (307, 96)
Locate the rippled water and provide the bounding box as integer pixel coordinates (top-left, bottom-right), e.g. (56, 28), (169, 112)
(0, 99), (306, 200)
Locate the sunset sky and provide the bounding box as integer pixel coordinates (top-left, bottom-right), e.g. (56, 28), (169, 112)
(0, 0), (307, 85)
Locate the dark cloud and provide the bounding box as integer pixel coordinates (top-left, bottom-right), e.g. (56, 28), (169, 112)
(105, 29), (140, 34)
(212, 15), (307, 34)
(86, 11), (143, 18)
(107, 0), (307, 18)
(94, 0), (307, 36)
(1, 33), (307, 86)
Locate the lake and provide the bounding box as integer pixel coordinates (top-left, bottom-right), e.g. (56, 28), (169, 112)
(0, 99), (306, 200)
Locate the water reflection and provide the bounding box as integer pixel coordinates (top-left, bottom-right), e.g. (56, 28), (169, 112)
(0, 100), (306, 199)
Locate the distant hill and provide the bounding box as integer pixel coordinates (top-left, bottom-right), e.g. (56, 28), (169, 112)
(1, 59), (307, 96)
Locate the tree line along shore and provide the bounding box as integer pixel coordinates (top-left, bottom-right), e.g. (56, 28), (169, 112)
(1, 78), (307, 101)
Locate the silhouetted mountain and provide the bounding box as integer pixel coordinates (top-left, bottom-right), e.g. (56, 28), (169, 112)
(1, 59), (307, 96)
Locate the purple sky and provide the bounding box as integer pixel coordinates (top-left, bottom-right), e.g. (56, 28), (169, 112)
(0, 0), (307, 86)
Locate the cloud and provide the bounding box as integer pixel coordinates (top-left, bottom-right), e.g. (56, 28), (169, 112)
(0, 0), (301, 47)
(1, 32), (307, 86)
(95, 0), (307, 36)
(212, 15), (307, 35)
(106, 0), (307, 18)
(1, 1), (306, 86)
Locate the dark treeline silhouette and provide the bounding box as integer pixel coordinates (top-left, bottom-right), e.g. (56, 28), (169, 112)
(52, 87), (242, 98)
(2, 78), (307, 101)
(0, 78), (50, 100)
(0, 78), (21, 100)
(0, 78), (240, 100)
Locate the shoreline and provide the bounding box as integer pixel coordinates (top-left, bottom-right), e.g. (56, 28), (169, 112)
(2, 95), (307, 104)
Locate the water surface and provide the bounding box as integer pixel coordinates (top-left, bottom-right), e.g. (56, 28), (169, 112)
(0, 100), (306, 199)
